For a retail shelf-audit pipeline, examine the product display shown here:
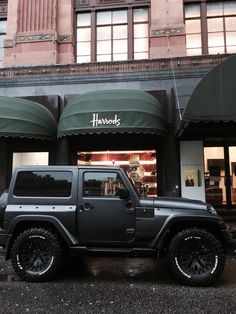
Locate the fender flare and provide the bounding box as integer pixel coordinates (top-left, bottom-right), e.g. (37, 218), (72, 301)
(151, 214), (224, 253)
(5, 215), (78, 260)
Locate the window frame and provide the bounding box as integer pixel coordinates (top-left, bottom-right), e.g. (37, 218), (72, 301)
(184, 1), (236, 55)
(75, 5), (150, 63)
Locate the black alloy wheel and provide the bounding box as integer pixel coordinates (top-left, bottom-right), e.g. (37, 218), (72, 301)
(167, 228), (225, 286)
(11, 228), (61, 282)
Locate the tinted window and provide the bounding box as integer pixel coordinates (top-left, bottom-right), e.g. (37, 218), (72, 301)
(14, 171), (72, 197)
(83, 172), (124, 197)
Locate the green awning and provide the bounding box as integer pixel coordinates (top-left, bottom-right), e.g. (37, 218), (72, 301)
(58, 90), (167, 138)
(0, 96), (57, 140)
(183, 54), (236, 123)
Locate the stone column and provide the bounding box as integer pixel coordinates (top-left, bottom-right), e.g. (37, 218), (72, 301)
(150, 0), (186, 58)
(3, 0), (74, 67)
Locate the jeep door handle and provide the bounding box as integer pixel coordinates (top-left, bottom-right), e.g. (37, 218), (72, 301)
(80, 203), (94, 211)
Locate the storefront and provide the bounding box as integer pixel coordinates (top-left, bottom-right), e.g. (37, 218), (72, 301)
(57, 90), (168, 197)
(178, 54), (236, 213)
(0, 96), (57, 192)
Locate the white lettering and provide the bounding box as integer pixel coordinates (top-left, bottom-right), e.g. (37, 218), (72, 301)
(89, 113), (121, 127)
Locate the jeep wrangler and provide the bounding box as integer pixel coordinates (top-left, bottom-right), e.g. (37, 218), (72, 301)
(0, 166), (236, 286)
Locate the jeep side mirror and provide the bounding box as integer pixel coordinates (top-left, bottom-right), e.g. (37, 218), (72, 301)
(117, 188), (129, 199)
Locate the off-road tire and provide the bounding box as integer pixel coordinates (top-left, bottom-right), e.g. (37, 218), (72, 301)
(167, 228), (225, 286)
(11, 228), (62, 282)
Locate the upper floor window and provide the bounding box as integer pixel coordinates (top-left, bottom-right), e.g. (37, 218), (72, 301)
(76, 13), (91, 63)
(96, 10), (128, 62)
(76, 7), (149, 63)
(184, 1), (236, 55)
(0, 19), (7, 67)
(185, 4), (202, 56)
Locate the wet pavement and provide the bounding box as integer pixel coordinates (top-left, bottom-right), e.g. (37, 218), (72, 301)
(0, 254), (236, 314)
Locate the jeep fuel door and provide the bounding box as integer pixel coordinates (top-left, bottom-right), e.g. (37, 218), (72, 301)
(78, 170), (136, 243)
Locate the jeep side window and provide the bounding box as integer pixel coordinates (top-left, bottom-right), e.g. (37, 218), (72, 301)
(83, 172), (125, 197)
(14, 171), (73, 197)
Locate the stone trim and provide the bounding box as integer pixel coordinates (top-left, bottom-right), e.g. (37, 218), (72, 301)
(0, 54), (230, 80)
(15, 32), (56, 43)
(74, 0), (150, 9)
(58, 34), (73, 43)
(18, 0), (57, 32)
(151, 28), (185, 37)
(4, 39), (14, 47)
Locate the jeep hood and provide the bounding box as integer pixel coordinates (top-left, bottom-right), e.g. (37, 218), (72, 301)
(140, 196), (211, 211)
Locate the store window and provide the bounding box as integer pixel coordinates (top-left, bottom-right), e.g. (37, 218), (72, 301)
(0, 19), (7, 67)
(76, 7), (149, 63)
(229, 146), (236, 205)
(12, 152), (49, 170)
(204, 147), (226, 207)
(184, 1), (236, 55)
(78, 150), (157, 196)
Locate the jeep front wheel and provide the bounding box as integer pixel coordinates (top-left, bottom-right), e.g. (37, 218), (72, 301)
(11, 228), (61, 282)
(167, 228), (225, 286)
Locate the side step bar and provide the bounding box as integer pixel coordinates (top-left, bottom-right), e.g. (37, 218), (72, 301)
(70, 246), (156, 255)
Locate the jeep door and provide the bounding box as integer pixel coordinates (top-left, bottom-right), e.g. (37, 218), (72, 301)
(78, 170), (136, 243)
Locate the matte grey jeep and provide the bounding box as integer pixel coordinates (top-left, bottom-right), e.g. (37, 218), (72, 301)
(0, 165), (236, 286)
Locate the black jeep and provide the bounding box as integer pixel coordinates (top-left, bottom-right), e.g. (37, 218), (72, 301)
(0, 166), (236, 286)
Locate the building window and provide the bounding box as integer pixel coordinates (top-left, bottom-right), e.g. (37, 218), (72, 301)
(76, 13), (91, 63)
(76, 7), (149, 63)
(184, 1), (236, 55)
(133, 8), (149, 60)
(0, 19), (7, 67)
(97, 10), (128, 62)
(185, 4), (202, 56)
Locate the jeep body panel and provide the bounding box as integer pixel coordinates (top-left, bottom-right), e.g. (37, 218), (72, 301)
(77, 168), (138, 243)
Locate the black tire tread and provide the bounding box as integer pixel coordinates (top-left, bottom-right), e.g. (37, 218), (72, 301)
(167, 228), (225, 286)
(11, 227), (61, 282)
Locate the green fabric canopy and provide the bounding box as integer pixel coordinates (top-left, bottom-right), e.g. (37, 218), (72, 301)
(0, 96), (57, 140)
(183, 54), (236, 122)
(58, 90), (167, 138)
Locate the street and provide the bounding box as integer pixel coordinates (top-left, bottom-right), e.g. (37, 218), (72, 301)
(0, 254), (236, 314)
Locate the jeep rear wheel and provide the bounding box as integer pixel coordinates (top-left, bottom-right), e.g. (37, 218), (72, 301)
(11, 228), (61, 282)
(167, 228), (225, 286)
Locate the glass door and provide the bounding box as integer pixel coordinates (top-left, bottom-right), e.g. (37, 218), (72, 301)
(204, 147), (226, 207)
(229, 147), (236, 206)
(204, 146), (236, 209)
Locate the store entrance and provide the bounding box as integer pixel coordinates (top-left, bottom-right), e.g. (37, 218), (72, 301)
(204, 146), (236, 210)
(77, 150), (157, 197)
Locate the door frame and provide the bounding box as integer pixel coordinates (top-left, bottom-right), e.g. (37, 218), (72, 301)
(204, 144), (236, 209)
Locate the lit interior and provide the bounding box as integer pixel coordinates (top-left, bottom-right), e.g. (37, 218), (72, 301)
(77, 150), (157, 196)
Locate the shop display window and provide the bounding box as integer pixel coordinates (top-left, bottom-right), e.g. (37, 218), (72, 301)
(204, 147), (225, 206)
(12, 152), (49, 170)
(77, 150), (157, 196)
